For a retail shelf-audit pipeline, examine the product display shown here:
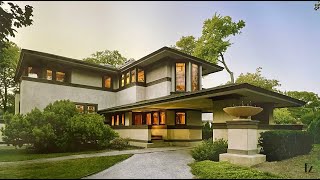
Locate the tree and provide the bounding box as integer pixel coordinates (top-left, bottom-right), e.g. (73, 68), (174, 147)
(235, 67), (281, 92)
(83, 50), (127, 67)
(0, 42), (21, 113)
(315, 1), (320, 11)
(0, 1), (33, 51)
(175, 13), (245, 83)
(273, 108), (300, 124)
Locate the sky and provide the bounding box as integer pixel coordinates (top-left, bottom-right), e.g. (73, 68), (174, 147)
(8, 1), (320, 94)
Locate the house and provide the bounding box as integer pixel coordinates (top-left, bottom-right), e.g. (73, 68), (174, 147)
(14, 47), (305, 148)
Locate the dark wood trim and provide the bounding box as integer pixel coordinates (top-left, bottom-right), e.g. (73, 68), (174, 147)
(146, 77), (171, 86)
(21, 76), (117, 92)
(164, 139), (202, 142)
(112, 125), (150, 129)
(167, 125), (202, 129)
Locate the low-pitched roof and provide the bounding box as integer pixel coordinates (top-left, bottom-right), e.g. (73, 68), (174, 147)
(15, 46), (224, 81)
(98, 83), (306, 113)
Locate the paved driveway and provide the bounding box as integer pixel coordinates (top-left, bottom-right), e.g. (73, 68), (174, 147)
(85, 149), (195, 179)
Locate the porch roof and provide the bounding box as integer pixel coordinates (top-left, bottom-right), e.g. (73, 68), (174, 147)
(98, 83), (306, 114)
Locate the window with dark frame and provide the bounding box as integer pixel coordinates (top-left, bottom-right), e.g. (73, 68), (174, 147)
(175, 111), (186, 125)
(131, 69), (136, 83)
(75, 103), (97, 114)
(191, 63), (199, 91)
(126, 71), (130, 85)
(104, 75), (112, 89)
(27, 67), (42, 78)
(121, 74), (125, 87)
(56, 71), (65, 82)
(110, 113), (125, 126)
(152, 112), (159, 125)
(146, 113), (152, 125)
(46, 70), (53, 80)
(137, 68), (145, 83)
(160, 111), (166, 125)
(175, 63), (186, 91)
(76, 104), (84, 113)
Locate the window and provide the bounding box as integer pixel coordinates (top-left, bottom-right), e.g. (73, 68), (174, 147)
(160, 111), (166, 125)
(134, 113), (143, 125)
(56, 71), (65, 82)
(137, 69), (145, 82)
(27, 67), (41, 78)
(121, 114), (125, 126)
(152, 112), (159, 125)
(121, 74), (125, 87)
(46, 70), (52, 80)
(87, 105), (96, 114)
(104, 76), (112, 89)
(175, 63), (186, 91)
(111, 116), (115, 126)
(131, 69), (136, 83)
(116, 115), (119, 126)
(146, 113), (152, 125)
(76, 105), (84, 113)
(191, 64), (199, 91)
(175, 112), (186, 125)
(126, 71), (130, 85)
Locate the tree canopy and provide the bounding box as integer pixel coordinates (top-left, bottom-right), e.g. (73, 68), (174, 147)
(175, 13), (245, 83)
(235, 67), (281, 92)
(83, 50), (127, 67)
(315, 1), (320, 11)
(0, 41), (21, 113)
(0, 1), (33, 51)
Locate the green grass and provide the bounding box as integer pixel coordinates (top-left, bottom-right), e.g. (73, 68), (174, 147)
(189, 160), (281, 179)
(0, 154), (132, 179)
(0, 145), (142, 162)
(253, 144), (320, 179)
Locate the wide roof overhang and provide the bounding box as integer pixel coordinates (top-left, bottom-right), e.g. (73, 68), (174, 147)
(98, 83), (306, 114)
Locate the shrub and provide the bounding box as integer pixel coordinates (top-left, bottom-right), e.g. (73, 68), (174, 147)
(307, 111), (320, 144)
(110, 137), (130, 150)
(1, 100), (118, 153)
(258, 130), (313, 161)
(191, 138), (227, 161)
(202, 122), (213, 140)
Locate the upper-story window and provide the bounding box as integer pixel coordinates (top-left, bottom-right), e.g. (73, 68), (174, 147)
(121, 74), (125, 87)
(27, 67), (41, 78)
(75, 103), (97, 114)
(175, 63), (186, 91)
(137, 69), (145, 83)
(103, 75), (112, 89)
(46, 70), (53, 80)
(126, 71), (130, 85)
(191, 63), (199, 91)
(56, 71), (65, 82)
(175, 111), (186, 125)
(131, 69), (136, 83)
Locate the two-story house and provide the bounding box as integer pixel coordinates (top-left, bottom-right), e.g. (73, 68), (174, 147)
(14, 47), (305, 147)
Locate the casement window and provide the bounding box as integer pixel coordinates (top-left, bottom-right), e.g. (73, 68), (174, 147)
(175, 63), (186, 91)
(131, 69), (136, 83)
(132, 111), (166, 126)
(175, 111), (186, 125)
(152, 112), (159, 125)
(27, 67), (41, 78)
(126, 71), (130, 85)
(46, 70), (53, 80)
(103, 75), (112, 89)
(75, 103), (97, 114)
(121, 74), (125, 87)
(56, 71), (66, 82)
(137, 68), (145, 83)
(146, 113), (152, 125)
(134, 113), (143, 125)
(191, 63), (199, 91)
(160, 111), (166, 125)
(111, 113), (125, 126)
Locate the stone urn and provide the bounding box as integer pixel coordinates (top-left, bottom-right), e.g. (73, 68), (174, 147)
(223, 106), (263, 120)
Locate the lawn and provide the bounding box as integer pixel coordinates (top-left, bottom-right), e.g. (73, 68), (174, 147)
(189, 160), (281, 179)
(0, 145), (142, 162)
(253, 144), (320, 179)
(0, 154), (132, 179)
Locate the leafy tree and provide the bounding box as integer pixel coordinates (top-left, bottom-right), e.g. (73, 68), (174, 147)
(175, 13), (245, 83)
(315, 1), (320, 11)
(273, 108), (300, 124)
(83, 50), (127, 67)
(235, 67), (281, 92)
(0, 42), (20, 113)
(202, 121), (213, 140)
(0, 1), (33, 51)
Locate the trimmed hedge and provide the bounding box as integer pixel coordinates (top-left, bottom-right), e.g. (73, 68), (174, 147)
(258, 130), (313, 161)
(191, 138), (227, 161)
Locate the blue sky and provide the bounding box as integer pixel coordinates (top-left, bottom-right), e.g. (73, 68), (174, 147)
(10, 1), (320, 94)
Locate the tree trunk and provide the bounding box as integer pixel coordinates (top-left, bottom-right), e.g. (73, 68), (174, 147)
(219, 52), (234, 83)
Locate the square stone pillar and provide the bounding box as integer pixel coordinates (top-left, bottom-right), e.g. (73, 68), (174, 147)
(219, 120), (266, 167)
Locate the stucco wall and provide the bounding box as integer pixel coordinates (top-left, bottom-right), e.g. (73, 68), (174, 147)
(114, 129), (151, 141)
(145, 81), (171, 100)
(167, 129), (201, 140)
(71, 69), (102, 87)
(146, 63), (170, 83)
(20, 80), (116, 114)
(186, 110), (202, 126)
(117, 86), (146, 106)
(151, 128), (167, 139)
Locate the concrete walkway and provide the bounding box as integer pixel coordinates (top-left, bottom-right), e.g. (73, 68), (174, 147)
(0, 146), (192, 166)
(84, 149), (195, 179)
